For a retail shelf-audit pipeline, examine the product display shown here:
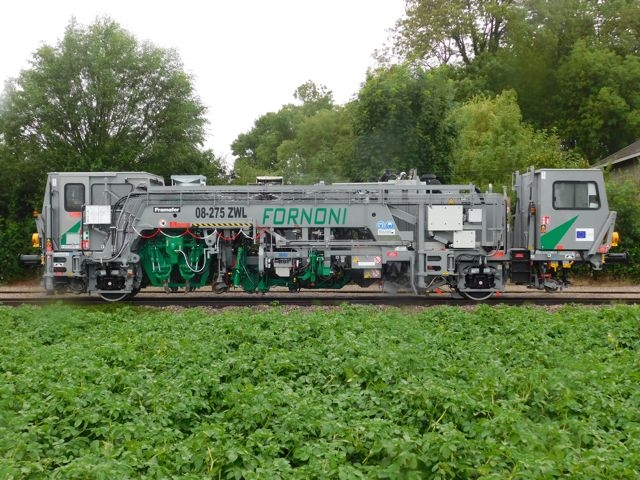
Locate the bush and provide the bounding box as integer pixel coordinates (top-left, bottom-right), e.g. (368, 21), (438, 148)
(0, 216), (39, 284)
(601, 178), (640, 281)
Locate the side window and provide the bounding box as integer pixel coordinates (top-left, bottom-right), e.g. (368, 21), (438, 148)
(553, 181), (600, 209)
(64, 183), (85, 212)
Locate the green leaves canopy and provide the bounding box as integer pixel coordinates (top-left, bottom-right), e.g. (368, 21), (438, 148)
(555, 42), (640, 160)
(392, 0), (640, 163)
(351, 65), (455, 181)
(232, 69), (457, 184)
(277, 107), (355, 183)
(393, 0), (515, 66)
(449, 90), (584, 187)
(231, 81), (344, 184)
(0, 18), (210, 183)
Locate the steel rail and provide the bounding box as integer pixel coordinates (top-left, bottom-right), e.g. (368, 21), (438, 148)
(2, 292), (639, 308)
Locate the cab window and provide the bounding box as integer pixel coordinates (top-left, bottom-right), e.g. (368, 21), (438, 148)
(64, 183), (85, 212)
(553, 181), (600, 209)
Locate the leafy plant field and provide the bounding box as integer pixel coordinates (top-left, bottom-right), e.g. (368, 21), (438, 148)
(1, 303), (639, 479)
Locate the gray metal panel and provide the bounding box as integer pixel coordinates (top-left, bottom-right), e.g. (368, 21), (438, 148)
(535, 169), (608, 251)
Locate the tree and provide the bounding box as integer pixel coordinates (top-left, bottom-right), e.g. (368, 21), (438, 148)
(0, 17), (212, 185)
(392, 0), (516, 66)
(448, 90), (585, 187)
(350, 65), (455, 181)
(555, 42), (640, 161)
(231, 106), (302, 175)
(276, 107), (354, 183)
(596, 0), (640, 57)
(392, 0), (640, 163)
(293, 80), (334, 113)
(231, 81), (336, 183)
(468, 0), (591, 127)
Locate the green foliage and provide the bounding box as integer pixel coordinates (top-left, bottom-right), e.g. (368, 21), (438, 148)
(555, 42), (640, 161)
(489, 0), (601, 130)
(351, 65), (455, 181)
(0, 142), (43, 219)
(601, 178), (640, 281)
(277, 107), (355, 183)
(597, 0), (640, 56)
(448, 90), (585, 187)
(293, 80), (334, 113)
(232, 107), (303, 176)
(0, 17), (211, 179)
(232, 68), (457, 184)
(231, 0), (640, 182)
(231, 81), (345, 184)
(0, 217), (38, 284)
(392, 0), (516, 66)
(1, 304), (639, 478)
(392, 0), (640, 165)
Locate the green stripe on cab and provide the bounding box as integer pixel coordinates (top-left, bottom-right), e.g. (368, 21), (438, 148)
(540, 216), (578, 249)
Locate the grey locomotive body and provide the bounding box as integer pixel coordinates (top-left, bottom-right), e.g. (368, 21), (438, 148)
(21, 168), (623, 301)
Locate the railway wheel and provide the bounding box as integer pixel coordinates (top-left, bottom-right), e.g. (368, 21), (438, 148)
(99, 292), (129, 302)
(460, 290), (494, 301)
(543, 279), (561, 293)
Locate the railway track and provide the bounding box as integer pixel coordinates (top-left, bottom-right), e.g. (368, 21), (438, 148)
(2, 285), (640, 307)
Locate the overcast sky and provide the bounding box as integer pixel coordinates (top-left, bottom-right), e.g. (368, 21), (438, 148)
(0, 1), (405, 164)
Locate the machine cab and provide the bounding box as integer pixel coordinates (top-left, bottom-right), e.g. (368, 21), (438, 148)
(512, 168), (617, 266)
(41, 172), (165, 252)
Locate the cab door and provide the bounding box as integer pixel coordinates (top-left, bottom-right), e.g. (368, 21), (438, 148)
(51, 175), (87, 250)
(536, 170), (609, 251)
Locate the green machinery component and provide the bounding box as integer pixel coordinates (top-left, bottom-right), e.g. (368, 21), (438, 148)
(232, 247), (351, 293)
(231, 246), (258, 292)
(138, 234), (210, 290)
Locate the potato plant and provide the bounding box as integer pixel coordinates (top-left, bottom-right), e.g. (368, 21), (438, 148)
(0, 304), (639, 479)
